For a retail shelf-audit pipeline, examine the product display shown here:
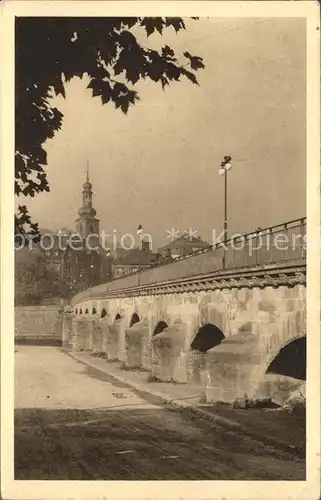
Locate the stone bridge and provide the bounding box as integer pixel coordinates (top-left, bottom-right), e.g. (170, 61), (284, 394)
(66, 219), (306, 403)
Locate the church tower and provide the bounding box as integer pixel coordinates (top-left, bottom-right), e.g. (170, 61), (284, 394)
(75, 164), (100, 238)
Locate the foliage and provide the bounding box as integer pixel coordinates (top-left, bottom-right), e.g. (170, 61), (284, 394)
(15, 17), (204, 235)
(15, 250), (68, 305)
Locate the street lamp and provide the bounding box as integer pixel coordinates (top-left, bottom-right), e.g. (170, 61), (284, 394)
(218, 155), (232, 242)
(90, 264), (94, 287)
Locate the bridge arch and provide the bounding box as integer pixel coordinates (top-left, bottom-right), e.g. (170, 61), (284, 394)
(85, 308), (89, 314)
(92, 307), (97, 315)
(129, 313), (140, 327)
(258, 309), (306, 374)
(153, 321), (168, 336)
(191, 323), (225, 352)
(101, 308), (107, 319)
(115, 313), (122, 321)
(79, 309), (83, 315)
(266, 335), (306, 380)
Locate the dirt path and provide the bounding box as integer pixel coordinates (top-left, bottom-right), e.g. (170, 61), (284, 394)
(14, 346), (305, 480)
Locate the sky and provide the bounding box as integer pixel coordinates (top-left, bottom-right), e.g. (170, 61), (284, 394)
(24, 17), (306, 251)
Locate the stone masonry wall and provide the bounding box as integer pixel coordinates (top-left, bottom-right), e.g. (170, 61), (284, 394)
(15, 306), (62, 339)
(70, 282), (306, 403)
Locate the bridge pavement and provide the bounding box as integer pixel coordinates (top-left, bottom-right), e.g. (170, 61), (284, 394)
(15, 346), (305, 480)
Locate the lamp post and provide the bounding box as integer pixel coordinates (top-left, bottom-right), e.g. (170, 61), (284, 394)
(218, 155), (232, 241)
(219, 155), (232, 269)
(90, 263), (94, 287)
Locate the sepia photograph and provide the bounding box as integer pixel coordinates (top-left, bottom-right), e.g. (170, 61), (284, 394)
(1, 1), (320, 499)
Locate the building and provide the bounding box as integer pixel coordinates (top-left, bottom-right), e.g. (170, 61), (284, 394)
(158, 232), (210, 259)
(111, 240), (159, 277)
(42, 168), (112, 295)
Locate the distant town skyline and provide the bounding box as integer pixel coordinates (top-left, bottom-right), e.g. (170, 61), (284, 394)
(23, 17), (306, 250)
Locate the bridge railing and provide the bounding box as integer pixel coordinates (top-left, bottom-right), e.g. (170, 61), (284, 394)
(223, 217), (306, 268)
(71, 217), (306, 304)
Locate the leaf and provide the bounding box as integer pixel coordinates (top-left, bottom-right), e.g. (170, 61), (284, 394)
(166, 18), (186, 32)
(154, 18), (164, 35)
(101, 89), (111, 105)
(53, 77), (65, 98)
(87, 78), (102, 97)
(120, 99), (130, 114)
(160, 76), (169, 89)
(189, 56), (205, 71)
(184, 52), (205, 70)
(181, 68), (199, 85)
(163, 45), (175, 57)
(114, 82), (129, 94)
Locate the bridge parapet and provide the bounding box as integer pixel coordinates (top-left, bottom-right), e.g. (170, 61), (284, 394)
(71, 261), (306, 306)
(71, 218), (306, 305)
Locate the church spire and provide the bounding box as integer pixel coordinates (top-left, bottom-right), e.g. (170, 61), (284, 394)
(75, 161), (100, 238)
(86, 161), (89, 183)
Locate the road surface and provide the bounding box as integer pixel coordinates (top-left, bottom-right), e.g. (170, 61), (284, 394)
(15, 346), (305, 480)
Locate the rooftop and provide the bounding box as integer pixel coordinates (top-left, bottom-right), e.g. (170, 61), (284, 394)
(158, 233), (209, 252)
